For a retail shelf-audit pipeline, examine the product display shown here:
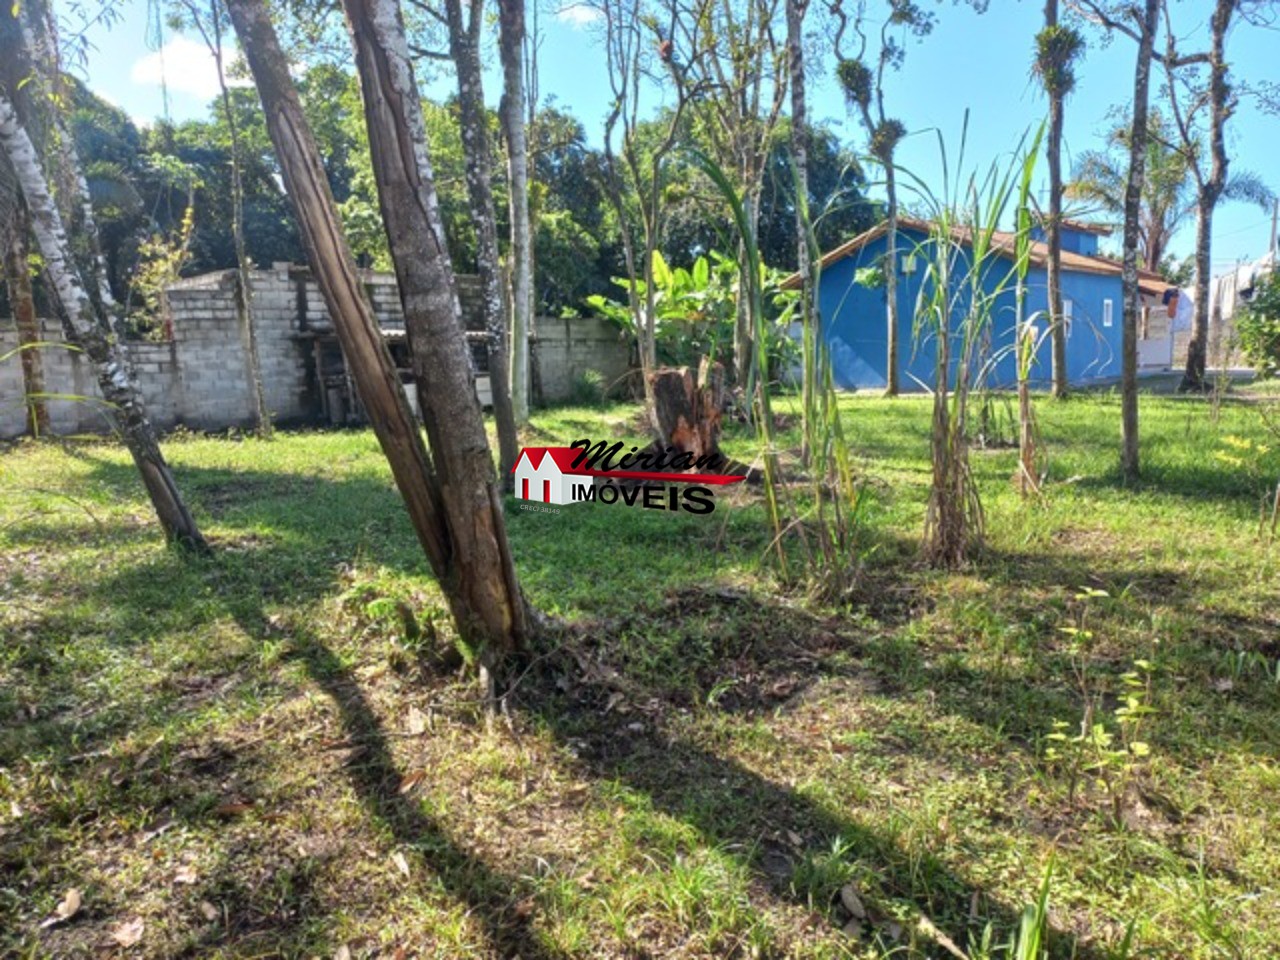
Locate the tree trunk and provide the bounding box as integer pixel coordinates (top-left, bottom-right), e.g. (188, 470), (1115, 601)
(884, 163), (900, 397)
(1120, 0), (1159, 483)
(444, 0), (519, 483)
(213, 3), (272, 437)
(498, 0), (533, 425)
(0, 91), (206, 547)
(227, 0), (527, 661)
(1181, 194), (1215, 390)
(648, 360), (726, 464)
(787, 0), (813, 464)
(1179, 0), (1232, 394)
(4, 202), (49, 436)
(1045, 0), (1069, 399)
(338, 0), (529, 661)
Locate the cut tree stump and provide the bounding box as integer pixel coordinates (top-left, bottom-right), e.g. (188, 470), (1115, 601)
(649, 358), (723, 463)
(646, 359), (758, 480)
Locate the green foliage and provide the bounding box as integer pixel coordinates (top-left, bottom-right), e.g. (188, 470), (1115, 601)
(1034, 24), (1085, 96)
(836, 58), (872, 110)
(569, 369), (608, 406)
(853, 264), (886, 289)
(905, 119), (1041, 565)
(586, 249), (798, 373)
(1236, 270), (1280, 379)
(1044, 589), (1159, 826)
(128, 204), (196, 339)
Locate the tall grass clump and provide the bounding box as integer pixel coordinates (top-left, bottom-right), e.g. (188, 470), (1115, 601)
(692, 149), (865, 596)
(690, 149), (786, 573)
(900, 121), (1042, 566)
(1012, 124), (1047, 496)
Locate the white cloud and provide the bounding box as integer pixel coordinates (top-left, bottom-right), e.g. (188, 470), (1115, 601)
(556, 3), (602, 28)
(130, 35), (247, 103)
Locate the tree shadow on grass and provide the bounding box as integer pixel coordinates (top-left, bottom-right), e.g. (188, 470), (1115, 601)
(517, 631), (1111, 959)
(281, 629), (570, 960)
(7, 448), (1260, 957)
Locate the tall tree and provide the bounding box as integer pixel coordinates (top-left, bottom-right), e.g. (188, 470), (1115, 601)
(2, 199), (49, 436)
(1164, 0), (1273, 391)
(1073, 0), (1165, 480)
(498, 0), (533, 423)
(226, 0), (529, 677)
(439, 0), (520, 479)
(1, 7), (205, 546)
(787, 0), (814, 458)
(594, 0), (711, 426)
(833, 0), (934, 397)
(681, 0), (790, 389)
(1119, 0), (1160, 481)
(342, 0), (530, 675)
(181, 0), (273, 436)
(1034, 1), (1083, 398)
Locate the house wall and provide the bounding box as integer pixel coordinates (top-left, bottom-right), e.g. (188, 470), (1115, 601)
(815, 228), (1125, 391)
(1, 265), (633, 438)
(1030, 225), (1101, 257)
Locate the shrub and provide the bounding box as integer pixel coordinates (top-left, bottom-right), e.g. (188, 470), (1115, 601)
(1236, 270), (1280, 379)
(570, 369), (608, 406)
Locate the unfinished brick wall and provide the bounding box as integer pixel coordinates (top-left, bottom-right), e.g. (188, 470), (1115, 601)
(0, 265), (632, 438)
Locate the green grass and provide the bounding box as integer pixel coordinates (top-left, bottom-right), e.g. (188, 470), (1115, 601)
(1, 390), (1278, 958)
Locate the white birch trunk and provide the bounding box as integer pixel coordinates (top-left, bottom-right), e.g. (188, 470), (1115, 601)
(0, 91), (205, 547)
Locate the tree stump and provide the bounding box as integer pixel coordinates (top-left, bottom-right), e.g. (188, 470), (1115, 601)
(648, 357), (725, 465)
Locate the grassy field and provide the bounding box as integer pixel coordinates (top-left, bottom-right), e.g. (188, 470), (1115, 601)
(1, 388), (1278, 958)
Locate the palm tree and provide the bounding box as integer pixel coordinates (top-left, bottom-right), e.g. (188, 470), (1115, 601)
(1067, 112), (1191, 274)
(1068, 111), (1271, 277)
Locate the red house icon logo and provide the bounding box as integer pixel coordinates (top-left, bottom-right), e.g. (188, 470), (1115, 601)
(511, 447), (594, 506)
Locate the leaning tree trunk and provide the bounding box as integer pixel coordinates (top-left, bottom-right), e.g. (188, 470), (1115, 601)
(443, 0), (519, 483)
(498, 0), (533, 425)
(1120, 0), (1160, 483)
(0, 92), (206, 547)
(339, 0), (529, 665)
(4, 202), (49, 436)
(226, 0), (528, 663)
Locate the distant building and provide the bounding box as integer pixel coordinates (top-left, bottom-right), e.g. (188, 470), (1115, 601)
(783, 218), (1173, 390)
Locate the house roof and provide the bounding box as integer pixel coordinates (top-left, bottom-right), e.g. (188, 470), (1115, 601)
(782, 216), (1171, 298)
(512, 447), (584, 474)
(1059, 217), (1115, 236)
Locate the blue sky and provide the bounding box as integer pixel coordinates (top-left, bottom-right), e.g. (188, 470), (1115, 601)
(77, 0), (1279, 268)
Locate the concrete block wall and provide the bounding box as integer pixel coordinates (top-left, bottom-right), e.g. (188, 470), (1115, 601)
(1, 265), (634, 438)
(534, 316), (634, 403)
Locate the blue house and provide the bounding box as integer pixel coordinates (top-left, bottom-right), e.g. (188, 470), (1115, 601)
(785, 217), (1171, 391)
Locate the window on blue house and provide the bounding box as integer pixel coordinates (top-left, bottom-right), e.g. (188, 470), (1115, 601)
(1103, 299), (1114, 327)
(1063, 298), (1074, 338)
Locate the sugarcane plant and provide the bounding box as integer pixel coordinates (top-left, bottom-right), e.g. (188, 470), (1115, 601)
(901, 121), (1041, 567)
(1013, 123), (1048, 496)
(692, 148), (867, 596)
(691, 149), (788, 573)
